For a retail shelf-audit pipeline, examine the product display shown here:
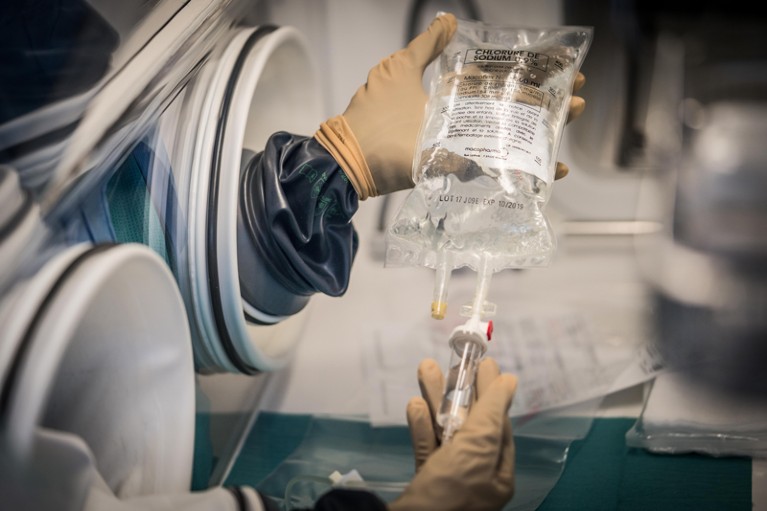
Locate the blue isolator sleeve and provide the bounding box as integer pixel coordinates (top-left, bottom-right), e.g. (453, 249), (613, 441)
(237, 132), (359, 320)
(231, 487), (387, 511)
(306, 489), (389, 510)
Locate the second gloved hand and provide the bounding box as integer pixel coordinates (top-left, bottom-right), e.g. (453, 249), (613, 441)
(389, 358), (517, 511)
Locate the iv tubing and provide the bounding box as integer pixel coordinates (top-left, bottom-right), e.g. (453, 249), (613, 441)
(472, 256), (492, 320)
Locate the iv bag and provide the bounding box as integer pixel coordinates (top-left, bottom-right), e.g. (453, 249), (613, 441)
(385, 15), (592, 279)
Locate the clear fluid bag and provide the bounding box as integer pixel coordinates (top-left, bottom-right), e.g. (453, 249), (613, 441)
(386, 15), (592, 296)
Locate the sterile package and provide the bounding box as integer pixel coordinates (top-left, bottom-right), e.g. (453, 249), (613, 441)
(385, 14), (592, 318)
(626, 372), (767, 458)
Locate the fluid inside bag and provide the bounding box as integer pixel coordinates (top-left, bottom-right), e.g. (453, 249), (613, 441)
(386, 16), (592, 274)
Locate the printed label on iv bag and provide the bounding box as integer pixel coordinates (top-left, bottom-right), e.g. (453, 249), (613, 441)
(426, 72), (554, 184)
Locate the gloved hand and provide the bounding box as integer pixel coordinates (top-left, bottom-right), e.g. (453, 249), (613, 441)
(315, 13), (587, 200)
(389, 358), (517, 511)
(557, 71), (587, 180)
(315, 13), (457, 200)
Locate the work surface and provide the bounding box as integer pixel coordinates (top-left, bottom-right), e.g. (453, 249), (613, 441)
(221, 412), (753, 510)
(200, 198), (765, 508)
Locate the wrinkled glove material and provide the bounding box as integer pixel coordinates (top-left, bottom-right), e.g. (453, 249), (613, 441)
(238, 132), (359, 317)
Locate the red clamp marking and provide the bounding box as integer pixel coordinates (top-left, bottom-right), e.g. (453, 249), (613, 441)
(486, 320), (494, 341)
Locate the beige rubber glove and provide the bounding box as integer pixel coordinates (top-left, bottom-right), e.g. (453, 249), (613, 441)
(315, 13), (457, 200)
(556, 71), (587, 180)
(389, 358), (517, 511)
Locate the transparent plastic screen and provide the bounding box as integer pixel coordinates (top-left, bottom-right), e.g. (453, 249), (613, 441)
(386, 16), (592, 274)
(229, 411), (595, 511)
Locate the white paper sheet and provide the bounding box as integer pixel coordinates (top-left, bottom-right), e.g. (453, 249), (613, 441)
(364, 306), (664, 426)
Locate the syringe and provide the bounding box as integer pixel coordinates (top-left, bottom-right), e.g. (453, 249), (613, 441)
(436, 258), (495, 442)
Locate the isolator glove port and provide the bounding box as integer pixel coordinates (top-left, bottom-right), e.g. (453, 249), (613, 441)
(389, 357), (517, 511)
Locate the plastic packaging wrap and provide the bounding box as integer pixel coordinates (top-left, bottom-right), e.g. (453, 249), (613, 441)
(626, 372), (767, 458)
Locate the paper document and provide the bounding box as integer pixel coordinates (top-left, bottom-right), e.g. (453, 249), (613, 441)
(364, 307), (664, 426)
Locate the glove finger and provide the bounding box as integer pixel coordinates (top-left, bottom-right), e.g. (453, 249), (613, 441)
(573, 72), (586, 92)
(417, 358), (445, 420)
(405, 396), (439, 472)
(496, 414), (516, 485)
(555, 162), (569, 180)
(459, 374), (518, 446)
(567, 96), (586, 124)
(404, 13), (457, 71)
(475, 357), (501, 400)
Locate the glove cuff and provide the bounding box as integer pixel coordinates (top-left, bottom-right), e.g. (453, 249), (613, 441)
(314, 116), (378, 200)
